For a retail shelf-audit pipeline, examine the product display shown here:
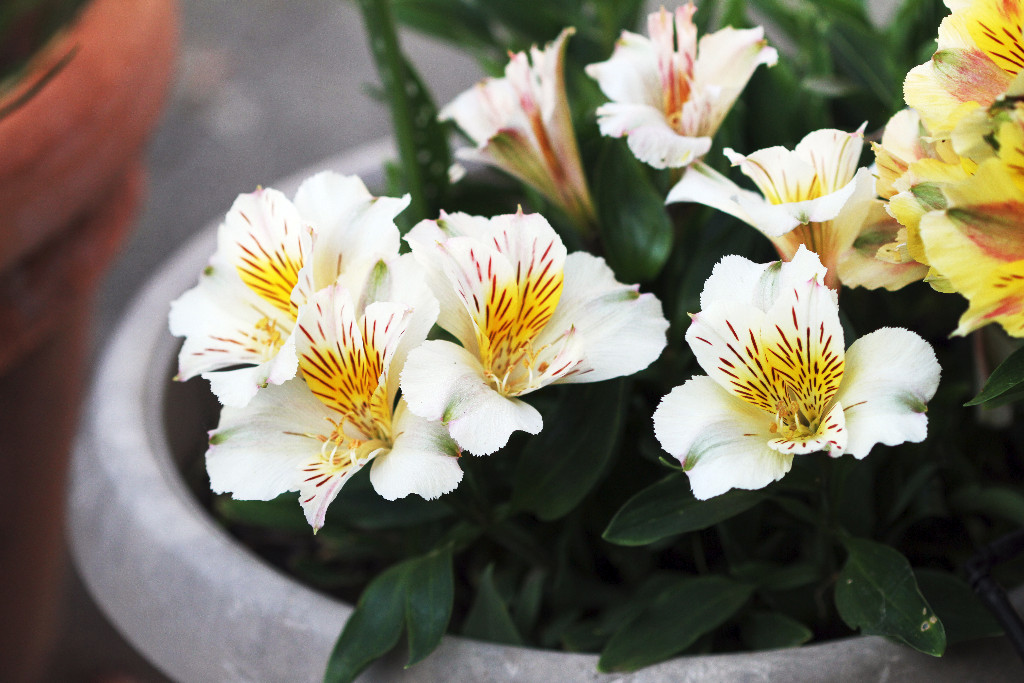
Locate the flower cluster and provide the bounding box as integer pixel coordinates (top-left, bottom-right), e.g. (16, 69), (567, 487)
(172, 174), (668, 530)
(872, 0), (1024, 336)
(169, 2), (1024, 672)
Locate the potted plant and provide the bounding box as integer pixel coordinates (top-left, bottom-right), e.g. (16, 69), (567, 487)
(0, 1), (178, 679)
(71, 0), (1024, 681)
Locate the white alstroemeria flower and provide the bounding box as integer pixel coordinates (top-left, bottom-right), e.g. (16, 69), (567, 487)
(586, 4), (776, 169)
(653, 247), (940, 500)
(169, 172), (408, 406)
(440, 28), (596, 230)
(207, 275), (462, 532)
(668, 126), (879, 289)
(401, 210), (668, 456)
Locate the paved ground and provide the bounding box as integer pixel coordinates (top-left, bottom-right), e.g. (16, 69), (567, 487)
(50, 1), (478, 680)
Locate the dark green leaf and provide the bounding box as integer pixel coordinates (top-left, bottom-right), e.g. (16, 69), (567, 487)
(461, 564), (524, 645)
(357, 0), (450, 225)
(966, 344), (1024, 406)
(324, 562), (406, 683)
(603, 475), (765, 546)
(740, 611), (813, 650)
(593, 139), (674, 282)
(949, 485), (1024, 526)
(835, 537), (946, 656)
(598, 576), (754, 672)
(512, 380), (626, 520)
(404, 547), (454, 666)
(915, 569), (1003, 645)
(214, 494), (310, 533)
(512, 569), (546, 637)
(326, 466), (452, 530)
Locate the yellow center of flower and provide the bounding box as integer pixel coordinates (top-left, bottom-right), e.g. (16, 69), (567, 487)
(708, 314), (845, 440)
(298, 316), (394, 443)
(465, 246), (564, 395)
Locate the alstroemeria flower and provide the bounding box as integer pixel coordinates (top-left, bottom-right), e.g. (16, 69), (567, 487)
(440, 28), (596, 230)
(401, 210), (668, 455)
(207, 275), (462, 532)
(919, 153), (1024, 335)
(653, 247), (940, 500)
(904, 0), (1024, 138)
(668, 126), (889, 290)
(169, 172), (408, 406)
(585, 4), (776, 169)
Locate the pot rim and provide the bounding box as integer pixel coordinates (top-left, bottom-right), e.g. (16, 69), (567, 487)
(69, 140), (1024, 682)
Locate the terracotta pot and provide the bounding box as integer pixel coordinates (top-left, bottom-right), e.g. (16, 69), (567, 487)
(0, 1), (178, 680)
(69, 144), (1024, 682)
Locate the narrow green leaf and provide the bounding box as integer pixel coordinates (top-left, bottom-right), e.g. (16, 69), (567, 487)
(324, 563), (407, 683)
(461, 564), (524, 645)
(404, 547), (454, 666)
(949, 485), (1024, 526)
(740, 611), (813, 650)
(603, 475), (765, 546)
(966, 344), (1024, 406)
(915, 569), (1003, 645)
(512, 380), (626, 520)
(357, 0), (450, 225)
(835, 537), (946, 656)
(593, 140), (674, 282)
(512, 569), (546, 637)
(598, 576), (754, 672)
(214, 494), (310, 533)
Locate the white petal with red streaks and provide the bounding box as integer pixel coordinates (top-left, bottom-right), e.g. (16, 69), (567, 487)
(653, 376), (792, 499)
(542, 252), (667, 384)
(369, 400), (463, 501)
(206, 377), (338, 502)
(400, 340), (543, 455)
(837, 328), (940, 459)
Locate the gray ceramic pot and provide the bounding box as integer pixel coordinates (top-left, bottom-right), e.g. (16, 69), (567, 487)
(69, 142), (1024, 682)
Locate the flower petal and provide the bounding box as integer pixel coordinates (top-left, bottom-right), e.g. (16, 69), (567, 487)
(543, 252), (668, 383)
(369, 400), (463, 500)
(293, 171), (407, 292)
(653, 376), (792, 499)
(217, 187), (310, 317)
(836, 327), (940, 459)
(206, 377), (339, 501)
(400, 340), (543, 455)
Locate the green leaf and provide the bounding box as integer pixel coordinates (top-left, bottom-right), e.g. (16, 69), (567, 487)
(949, 485), (1024, 526)
(357, 0), (450, 225)
(740, 611), (813, 650)
(324, 562), (407, 683)
(593, 139), (674, 282)
(966, 344), (1024, 406)
(915, 569), (1003, 645)
(512, 380), (626, 520)
(598, 576), (754, 672)
(325, 466), (452, 530)
(404, 547), (454, 666)
(835, 537), (946, 656)
(461, 564), (524, 645)
(214, 494), (310, 533)
(603, 475), (765, 546)
(512, 569), (546, 637)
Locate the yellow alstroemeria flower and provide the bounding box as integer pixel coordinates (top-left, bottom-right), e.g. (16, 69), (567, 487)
(905, 0), (1024, 137)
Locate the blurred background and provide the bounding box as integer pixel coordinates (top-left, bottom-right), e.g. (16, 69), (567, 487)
(40, 1), (479, 680)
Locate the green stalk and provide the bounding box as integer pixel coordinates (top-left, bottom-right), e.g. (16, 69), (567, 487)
(356, 0), (449, 225)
